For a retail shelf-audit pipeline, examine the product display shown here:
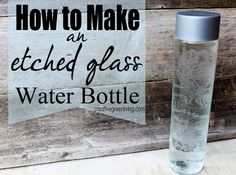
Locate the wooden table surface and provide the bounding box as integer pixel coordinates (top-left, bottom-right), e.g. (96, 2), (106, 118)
(0, 139), (235, 175)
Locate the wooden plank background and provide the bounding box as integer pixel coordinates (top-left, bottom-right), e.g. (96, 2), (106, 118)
(0, 0), (236, 169)
(1, 0), (236, 15)
(147, 0), (236, 9)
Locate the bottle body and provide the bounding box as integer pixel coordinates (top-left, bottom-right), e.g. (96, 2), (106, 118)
(169, 39), (218, 174)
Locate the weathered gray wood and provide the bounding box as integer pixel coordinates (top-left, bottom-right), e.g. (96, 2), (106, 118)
(0, 76), (235, 169)
(1, 0), (236, 16)
(1, 9), (236, 95)
(146, 9), (236, 82)
(147, 0), (236, 9)
(0, 7), (235, 169)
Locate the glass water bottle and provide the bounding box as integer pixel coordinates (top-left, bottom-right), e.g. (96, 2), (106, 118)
(169, 11), (221, 175)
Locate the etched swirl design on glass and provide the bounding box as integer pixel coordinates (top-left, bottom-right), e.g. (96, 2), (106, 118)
(169, 39), (218, 174)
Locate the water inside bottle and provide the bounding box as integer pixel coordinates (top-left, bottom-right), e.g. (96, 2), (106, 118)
(169, 39), (218, 175)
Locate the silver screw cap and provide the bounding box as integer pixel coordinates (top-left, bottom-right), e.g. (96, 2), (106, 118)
(176, 11), (221, 42)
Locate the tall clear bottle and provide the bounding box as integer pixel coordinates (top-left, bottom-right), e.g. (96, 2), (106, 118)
(169, 11), (221, 175)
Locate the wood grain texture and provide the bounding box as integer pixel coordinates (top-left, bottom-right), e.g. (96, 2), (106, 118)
(0, 77), (235, 169)
(0, 139), (235, 175)
(1, 0), (236, 16)
(147, 0), (236, 9)
(1, 9), (236, 93)
(0, 7), (235, 169)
